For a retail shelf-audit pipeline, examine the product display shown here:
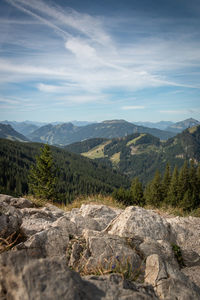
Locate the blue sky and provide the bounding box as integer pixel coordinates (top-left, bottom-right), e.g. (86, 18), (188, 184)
(0, 0), (200, 123)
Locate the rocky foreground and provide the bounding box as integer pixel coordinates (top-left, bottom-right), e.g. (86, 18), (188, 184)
(1, 195), (200, 299)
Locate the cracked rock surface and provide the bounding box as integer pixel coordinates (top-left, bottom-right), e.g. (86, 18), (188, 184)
(1, 194), (200, 299)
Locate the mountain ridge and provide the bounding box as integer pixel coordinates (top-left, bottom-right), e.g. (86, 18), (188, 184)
(0, 124), (29, 142)
(166, 118), (200, 133)
(65, 125), (200, 183)
(28, 119), (175, 145)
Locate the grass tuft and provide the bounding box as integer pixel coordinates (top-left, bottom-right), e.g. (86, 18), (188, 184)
(0, 231), (22, 254)
(74, 255), (143, 282)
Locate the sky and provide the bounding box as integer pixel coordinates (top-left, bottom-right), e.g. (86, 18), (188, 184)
(0, 0), (200, 123)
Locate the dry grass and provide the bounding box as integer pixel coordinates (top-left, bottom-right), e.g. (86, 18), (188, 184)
(59, 194), (126, 212)
(23, 194), (125, 212)
(73, 255), (144, 282)
(0, 231), (22, 254)
(23, 194), (200, 217)
(23, 194), (49, 207)
(144, 204), (200, 218)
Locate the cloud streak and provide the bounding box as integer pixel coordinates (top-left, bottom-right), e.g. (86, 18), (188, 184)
(122, 105), (146, 110)
(1, 0), (200, 121)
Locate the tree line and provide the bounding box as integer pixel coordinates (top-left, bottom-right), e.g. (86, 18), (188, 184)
(113, 161), (200, 212)
(0, 139), (129, 203)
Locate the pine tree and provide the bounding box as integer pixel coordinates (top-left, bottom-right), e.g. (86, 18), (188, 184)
(166, 166), (179, 207)
(177, 161), (189, 204)
(130, 177), (145, 206)
(28, 144), (57, 201)
(144, 170), (163, 207)
(162, 163), (171, 201)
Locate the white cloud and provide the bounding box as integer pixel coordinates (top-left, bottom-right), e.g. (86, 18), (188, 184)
(1, 0), (200, 109)
(0, 97), (20, 104)
(122, 105), (146, 110)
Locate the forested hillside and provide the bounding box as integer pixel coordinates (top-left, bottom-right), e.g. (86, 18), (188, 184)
(66, 125), (200, 183)
(0, 139), (130, 203)
(113, 161), (200, 212)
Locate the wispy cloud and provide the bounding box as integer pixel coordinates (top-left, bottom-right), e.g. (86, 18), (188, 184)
(1, 0), (200, 121)
(122, 105), (146, 110)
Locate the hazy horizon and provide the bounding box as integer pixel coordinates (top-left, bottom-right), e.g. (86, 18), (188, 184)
(1, 0), (200, 123)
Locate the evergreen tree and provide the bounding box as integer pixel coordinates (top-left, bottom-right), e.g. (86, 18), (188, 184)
(166, 166), (179, 207)
(130, 177), (145, 206)
(180, 189), (196, 211)
(177, 161), (189, 203)
(162, 163), (171, 201)
(189, 160), (198, 204)
(144, 170), (163, 207)
(112, 187), (132, 206)
(28, 144), (57, 200)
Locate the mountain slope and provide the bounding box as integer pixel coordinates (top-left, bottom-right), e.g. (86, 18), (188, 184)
(166, 118), (200, 133)
(0, 139), (129, 202)
(28, 119), (175, 145)
(0, 121), (39, 136)
(0, 124), (29, 142)
(66, 126), (200, 183)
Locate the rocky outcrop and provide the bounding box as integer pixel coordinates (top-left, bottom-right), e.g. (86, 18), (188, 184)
(0, 194), (200, 299)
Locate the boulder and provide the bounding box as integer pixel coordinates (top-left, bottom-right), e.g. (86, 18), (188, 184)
(85, 274), (159, 299)
(15, 226), (69, 258)
(145, 254), (200, 300)
(0, 250), (104, 300)
(182, 266), (200, 289)
(0, 194), (33, 208)
(106, 206), (175, 242)
(79, 204), (121, 230)
(0, 202), (22, 239)
(67, 229), (142, 278)
(70, 214), (101, 234)
(167, 216), (200, 255)
(19, 206), (62, 237)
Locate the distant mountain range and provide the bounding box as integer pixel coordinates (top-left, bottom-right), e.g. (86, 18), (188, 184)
(133, 118), (200, 132)
(1, 121), (39, 136)
(0, 118), (199, 146)
(166, 118), (200, 133)
(0, 124), (29, 142)
(27, 119), (175, 145)
(65, 125), (200, 183)
(0, 120), (95, 135)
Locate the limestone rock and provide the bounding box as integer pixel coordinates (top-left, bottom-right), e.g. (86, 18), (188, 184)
(70, 213), (101, 234)
(0, 250), (104, 300)
(0, 194), (33, 209)
(85, 274), (159, 299)
(52, 215), (77, 236)
(0, 202), (22, 238)
(20, 206), (61, 237)
(15, 227), (69, 258)
(139, 238), (179, 268)
(167, 216), (200, 255)
(80, 204), (121, 230)
(145, 254), (200, 300)
(1, 195), (200, 299)
(106, 206), (175, 242)
(67, 229), (142, 278)
(182, 266), (200, 289)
